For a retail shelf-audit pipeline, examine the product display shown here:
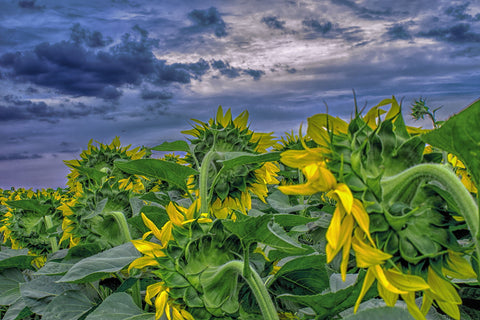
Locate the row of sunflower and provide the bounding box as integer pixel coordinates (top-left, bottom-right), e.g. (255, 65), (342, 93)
(1, 97), (479, 320)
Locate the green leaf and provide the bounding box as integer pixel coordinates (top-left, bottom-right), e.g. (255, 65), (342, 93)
(2, 297), (32, 320)
(58, 242), (141, 283)
(151, 140), (190, 153)
(270, 255), (329, 296)
(0, 269), (25, 305)
(42, 290), (95, 320)
(0, 248), (36, 271)
(34, 262), (75, 276)
(222, 214), (309, 255)
(218, 152), (281, 170)
(85, 293), (154, 320)
(278, 271), (377, 320)
(267, 190), (310, 213)
(20, 275), (81, 316)
(421, 99), (480, 187)
(5, 199), (49, 215)
(115, 159), (198, 192)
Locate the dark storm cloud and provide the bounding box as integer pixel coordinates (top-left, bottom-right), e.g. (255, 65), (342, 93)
(211, 60), (266, 80)
(331, 0), (404, 20)
(18, 0), (44, 10)
(301, 18), (364, 42)
(0, 152), (42, 161)
(262, 16), (287, 31)
(418, 23), (480, 43)
(0, 26), (212, 100)
(140, 89), (174, 100)
(444, 2), (480, 21)
(70, 24), (113, 48)
(187, 7), (227, 37)
(385, 23), (412, 41)
(0, 95), (116, 122)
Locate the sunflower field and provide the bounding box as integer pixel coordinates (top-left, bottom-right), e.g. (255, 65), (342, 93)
(1, 97), (480, 320)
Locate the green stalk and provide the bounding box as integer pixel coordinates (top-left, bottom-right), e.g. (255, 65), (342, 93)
(108, 211), (142, 308)
(381, 164), (480, 273)
(200, 150), (217, 216)
(298, 169), (306, 216)
(43, 215), (58, 253)
(228, 261), (279, 320)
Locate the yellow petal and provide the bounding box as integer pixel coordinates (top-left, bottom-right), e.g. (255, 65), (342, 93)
(354, 267), (376, 313)
(278, 182), (320, 196)
(401, 292), (426, 320)
(350, 199), (374, 245)
(427, 267), (461, 304)
(421, 293), (434, 316)
(280, 149), (324, 169)
(128, 256), (160, 272)
(340, 231), (352, 281)
(352, 234), (392, 268)
(326, 206), (344, 258)
(145, 282), (165, 305)
(141, 213), (163, 240)
(443, 250), (477, 279)
(233, 110), (249, 129)
(378, 281), (398, 307)
(383, 268), (429, 291)
(131, 239), (166, 257)
(372, 265), (406, 295)
(180, 309), (195, 320)
(329, 183), (353, 213)
(155, 291), (168, 320)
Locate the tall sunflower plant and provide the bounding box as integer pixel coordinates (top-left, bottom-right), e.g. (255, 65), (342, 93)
(1, 100), (480, 320)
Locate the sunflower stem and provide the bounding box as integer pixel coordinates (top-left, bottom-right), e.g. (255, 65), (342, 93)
(108, 211), (142, 308)
(43, 215), (58, 253)
(381, 163), (480, 276)
(298, 169), (306, 216)
(200, 150), (217, 216)
(228, 260), (279, 320)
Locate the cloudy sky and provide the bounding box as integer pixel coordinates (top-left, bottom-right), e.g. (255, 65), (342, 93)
(1, 0), (479, 189)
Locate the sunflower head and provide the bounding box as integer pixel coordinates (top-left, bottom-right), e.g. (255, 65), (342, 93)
(65, 136), (147, 192)
(182, 106), (279, 215)
(59, 181), (136, 250)
(0, 188), (67, 265)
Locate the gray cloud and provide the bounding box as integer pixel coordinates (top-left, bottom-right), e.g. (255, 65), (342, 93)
(211, 59), (265, 80)
(418, 23), (480, 43)
(0, 95), (116, 122)
(0, 152), (42, 161)
(18, 0), (44, 10)
(140, 89), (174, 100)
(331, 0), (397, 20)
(262, 16), (287, 31)
(0, 26), (212, 100)
(187, 7), (227, 37)
(385, 23), (413, 41)
(70, 24), (113, 48)
(444, 2), (480, 21)
(302, 19), (333, 35)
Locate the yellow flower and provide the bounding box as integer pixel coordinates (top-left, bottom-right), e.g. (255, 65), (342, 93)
(183, 106), (279, 216)
(144, 283), (194, 320)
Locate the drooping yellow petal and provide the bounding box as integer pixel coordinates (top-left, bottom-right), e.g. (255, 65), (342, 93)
(363, 106), (386, 129)
(280, 149), (324, 169)
(372, 265), (406, 295)
(401, 292), (426, 320)
(352, 234), (392, 268)
(326, 206), (344, 259)
(141, 213), (163, 240)
(233, 110), (249, 129)
(420, 293), (434, 316)
(350, 199), (374, 245)
(383, 268), (429, 291)
(354, 267), (376, 313)
(180, 309), (195, 320)
(328, 183), (353, 213)
(145, 282), (165, 305)
(128, 256), (160, 272)
(427, 267), (461, 304)
(131, 239), (166, 257)
(340, 231), (352, 281)
(442, 250), (477, 279)
(155, 291), (168, 320)
(378, 282), (398, 307)
(166, 203), (185, 226)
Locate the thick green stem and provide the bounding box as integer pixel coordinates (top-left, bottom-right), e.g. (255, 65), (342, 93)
(200, 150), (216, 216)
(381, 164), (480, 273)
(43, 215), (58, 253)
(108, 211), (142, 308)
(228, 261), (279, 320)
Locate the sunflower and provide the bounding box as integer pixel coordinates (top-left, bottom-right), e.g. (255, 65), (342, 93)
(0, 188), (67, 267)
(64, 136), (147, 194)
(278, 97), (477, 320)
(182, 106), (279, 217)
